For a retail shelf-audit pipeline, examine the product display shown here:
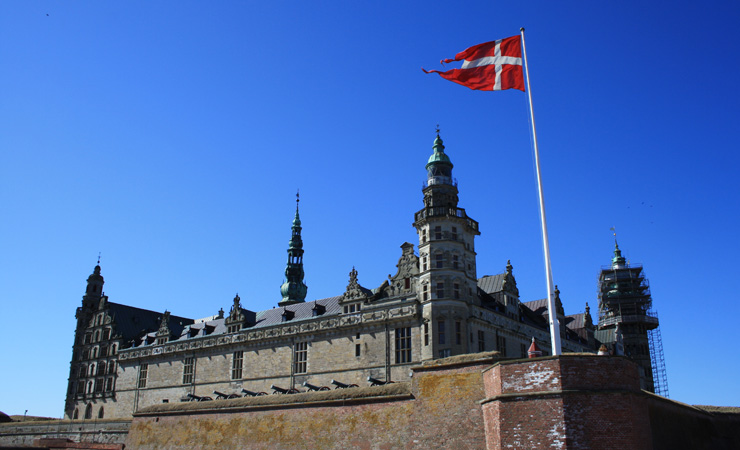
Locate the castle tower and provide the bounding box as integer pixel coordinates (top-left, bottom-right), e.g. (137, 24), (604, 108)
(279, 194), (308, 306)
(413, 131), (480, 360)
(596, 241), (659, 392)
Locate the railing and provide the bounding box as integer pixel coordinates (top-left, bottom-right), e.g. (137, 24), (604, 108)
(414, 207), (479, 231)
(598, 314), (659, 327)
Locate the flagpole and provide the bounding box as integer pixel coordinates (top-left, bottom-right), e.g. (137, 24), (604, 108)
(520, 27), (562, 356)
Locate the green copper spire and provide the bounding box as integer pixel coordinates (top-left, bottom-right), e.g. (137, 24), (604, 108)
(279, 192), (308, 306)
(612, 239), (626, 268)
(425, 128), (454, 185)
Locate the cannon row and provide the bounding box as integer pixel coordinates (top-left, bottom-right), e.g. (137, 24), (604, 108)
(183, 377), (393, 401)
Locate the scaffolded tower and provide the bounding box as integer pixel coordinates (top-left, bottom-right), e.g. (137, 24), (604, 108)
(596, 241), (668, 395)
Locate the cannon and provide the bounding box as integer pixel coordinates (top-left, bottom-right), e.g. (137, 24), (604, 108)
(241, 388), (268, 397)
(187, 393), (213, 402)
(213, 390), (240, 400)
(270, 384), (301, 395)
(302, 381), (330, 391)
(367, 376), (394, 386)
(331, 379), (359, 389)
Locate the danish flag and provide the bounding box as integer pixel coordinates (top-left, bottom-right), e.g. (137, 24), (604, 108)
(423, 36), (525, 91)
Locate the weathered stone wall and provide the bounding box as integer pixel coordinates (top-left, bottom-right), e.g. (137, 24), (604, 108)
(0, 420), (129, 448)
(125, 355), (498, 450)
(648, 397), (740, 450)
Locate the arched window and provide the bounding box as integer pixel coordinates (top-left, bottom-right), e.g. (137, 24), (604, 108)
(78, 365), (87, 378)
(111, 344), (117, 355)
(93, 347), (98, 358)
(73, 409), (79, 419)
(95, 330), (101, 342)
(87, 381), (93, 393)
(100, 345), (108, 357)
(97, 362), (106, 376)
(98, 407), (104, 419)
(108, 361), (116, 374)
(89, 364), (95, 376)
(84, 403), (92, 419)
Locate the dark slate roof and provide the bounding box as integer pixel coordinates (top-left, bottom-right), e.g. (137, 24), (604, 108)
(478, 274), (506, 294)
(523, 299), (548, 316)
(566, 313), (586, 330)
(136, 296), (346, 347)
(253, 296), (343, 328)
(108, 302), (194, 344)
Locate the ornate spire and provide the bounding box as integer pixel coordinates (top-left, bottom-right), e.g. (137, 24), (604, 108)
(584, 302), (593, 328)
(279, 192), (308, 306)
(425, 128), (453, 181)
(611, 227), (626, 268)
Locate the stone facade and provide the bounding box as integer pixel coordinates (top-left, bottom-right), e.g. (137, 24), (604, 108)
(65, 133), (621, 420)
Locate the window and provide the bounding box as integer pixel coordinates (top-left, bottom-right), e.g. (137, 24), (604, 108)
(436, 282), (444, 299)
(103, 329), (111, 340)
(82, 349), (89, 360)
(454, 283), (460, 299)
(89, 364), (95, 377)
(451, 227), (457, 240)
(98, 407), (104, 419)
(76, 382), (85, 395)
(105, 377), (114, 392)
(73, 409), (79, 419)
(453, 255), (459, 269)
(138, 364), (148, 388)
(478, 330), (485, 352)
(521, 343), (528, 358)
(497, 335), (507, 357)
(438, 320), (446, 345)
(79, 365), (87, 378)
(95, 330), (100, 342)
(435, 253), (444, 269)
(435, 226), (442, 240)
(404, 277), (410, 289)
(395, 327), (412, 363)
(84, 333), (92, 344)
(183, 357), (194, 384)
(94, 378), (103, 393)
(111, 344), (117, 355)
(87, 381), (93, 393)
(422, 256), (428, 271)
(294, 342), (308, 374)
(97, 362), (106, 376)
(84, 404), (92, 419)
(108, 361), (116, 374)
(355, 344), (361, 357)
(423, 285), (428, 301)
(424, 323), (429, 346)
(439, 349), (451, 358)
(455, 321), (462, 345)
(227, 324), (241, 333)
(232, 351), (243, 380)
(100, 345), (108, 357)
(422, 229), (427, 243)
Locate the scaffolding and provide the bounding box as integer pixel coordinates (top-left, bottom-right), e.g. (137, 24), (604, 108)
(648, 311), (669, 398)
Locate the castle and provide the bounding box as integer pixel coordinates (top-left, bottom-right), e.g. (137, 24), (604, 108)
(63, 132), (664, 421)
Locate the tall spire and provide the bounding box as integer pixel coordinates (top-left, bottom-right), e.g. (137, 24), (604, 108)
(611, 227), (626, 268)
(279, 192), (308, 306)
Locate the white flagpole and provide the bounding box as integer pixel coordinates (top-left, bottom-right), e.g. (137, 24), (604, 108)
(520, 27), (562, 356)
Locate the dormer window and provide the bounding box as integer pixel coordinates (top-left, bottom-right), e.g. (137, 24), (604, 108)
(312, 303), (326, 317)
(343, 303), (361, 314)
(282, 309), (295, 322)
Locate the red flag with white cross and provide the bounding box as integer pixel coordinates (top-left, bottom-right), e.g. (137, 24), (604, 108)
(423, 36), (525, 91)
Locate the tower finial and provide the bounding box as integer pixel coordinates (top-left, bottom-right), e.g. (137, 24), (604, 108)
(435, 124), (440, 136)
(97, 252), (101, 266)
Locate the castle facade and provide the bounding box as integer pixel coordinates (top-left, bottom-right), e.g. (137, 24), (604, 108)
(65, 133), (660, 420)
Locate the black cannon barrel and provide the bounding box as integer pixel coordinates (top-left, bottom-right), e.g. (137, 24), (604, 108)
(367, 376), (394, 386)
(303, 382), (329, 391)
(331, 379), (358, 389)
(242, 389), (267, 397)
(187, 393), (202, 401)
(213, 390), (229, 399)
(271, 384), (289, 394)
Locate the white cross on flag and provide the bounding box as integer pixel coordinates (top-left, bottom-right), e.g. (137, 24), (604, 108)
(423, 36), (524, 91)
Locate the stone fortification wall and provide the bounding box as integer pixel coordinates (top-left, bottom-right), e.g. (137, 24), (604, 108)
(0, 419), (129, 448)
(125, 353), (501, 450)
(648, 398), (740, 450)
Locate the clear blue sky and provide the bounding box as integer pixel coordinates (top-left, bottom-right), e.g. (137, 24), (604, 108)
(2, 1), (739, 417)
